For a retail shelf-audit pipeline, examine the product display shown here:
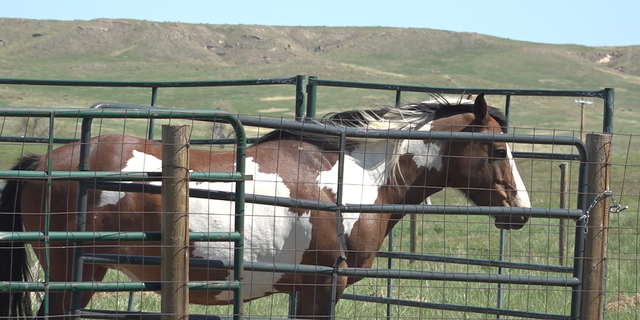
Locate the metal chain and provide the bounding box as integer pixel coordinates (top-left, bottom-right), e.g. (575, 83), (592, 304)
(577, 190), (628, 234)
(608, 192), (629, 214)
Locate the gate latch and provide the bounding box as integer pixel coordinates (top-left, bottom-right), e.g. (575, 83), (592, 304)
(578, 190), (628, 233)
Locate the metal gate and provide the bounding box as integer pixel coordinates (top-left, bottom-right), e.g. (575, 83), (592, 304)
(0, 76), (615, 320)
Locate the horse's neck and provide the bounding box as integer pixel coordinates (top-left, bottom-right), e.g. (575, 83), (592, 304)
(348, 139), (443, 238)
(348, 140), (396, 186)
(348, 138), (447, 200)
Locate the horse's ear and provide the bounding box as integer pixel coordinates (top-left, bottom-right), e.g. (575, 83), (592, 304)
(473, 93), (489, 125)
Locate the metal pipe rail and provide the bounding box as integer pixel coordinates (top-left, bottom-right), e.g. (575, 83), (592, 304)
(0, 107), (236, 118)
(0, 281), (241, 292)
(0, 170), (249, 181)
(375, 252), (574, 274)
(307, 77), (610, 98)
(90, 180), (585, 219)
(82, 254), (580, 287)
(76, 309), (272, 320)
(0, 77), (297, 88)
(0, 231), (241, 242)
(340, 294), (570, 320)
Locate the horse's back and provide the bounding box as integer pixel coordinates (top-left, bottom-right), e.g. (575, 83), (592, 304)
(45, 134), (162, 172)
(19, 135), (163, 228)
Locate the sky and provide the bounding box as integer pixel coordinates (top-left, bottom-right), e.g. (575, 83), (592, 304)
(2, 0), (639, 47)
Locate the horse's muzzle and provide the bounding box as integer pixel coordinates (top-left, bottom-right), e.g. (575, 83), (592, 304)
(494, 216), (529, 230)
(492, 192), (530, 230)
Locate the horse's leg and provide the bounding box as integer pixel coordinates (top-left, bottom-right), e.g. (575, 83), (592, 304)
(32, 244), (109, 318)
(295, 261), (349, 319)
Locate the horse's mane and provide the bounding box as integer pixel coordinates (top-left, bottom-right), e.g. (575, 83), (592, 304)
(322, 95), (507, 132)
(257, 95), (508, 148)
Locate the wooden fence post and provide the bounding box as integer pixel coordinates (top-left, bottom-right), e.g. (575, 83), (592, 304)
(558, 162), (569, 266)
(581, 133), (612, 320)
(410, 213), (417, 254)
(161, 125), (190, 320)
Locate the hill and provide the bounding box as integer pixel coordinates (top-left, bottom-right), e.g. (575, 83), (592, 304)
(0, 18), (639, 135)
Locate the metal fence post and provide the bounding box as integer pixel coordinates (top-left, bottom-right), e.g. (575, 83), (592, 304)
(306, 76), (317, 119)
(295, 75), (306, 120)
(602, 88), (614, 134)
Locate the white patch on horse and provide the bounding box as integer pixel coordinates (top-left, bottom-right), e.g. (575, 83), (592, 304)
(97, 151), (312, 301)
(98, 190), (124, 208)
(317, 141), (393, 236)
(188, 157), (313, 301)
(98, 150), (162, 207)
(402, 121), (442, 171)
(506, 144), (531, 207)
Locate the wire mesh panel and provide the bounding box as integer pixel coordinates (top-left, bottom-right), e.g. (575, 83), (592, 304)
(0, 108), (591, 320)
(0, 77), (633, 320)
(0, 108), (249, 319)
(604, 133), (640, 320)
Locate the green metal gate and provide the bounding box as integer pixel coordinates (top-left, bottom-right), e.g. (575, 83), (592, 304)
(0, 75), (615, 320)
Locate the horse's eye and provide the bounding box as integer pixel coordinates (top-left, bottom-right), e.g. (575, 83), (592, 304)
(493, 149), (507, 159)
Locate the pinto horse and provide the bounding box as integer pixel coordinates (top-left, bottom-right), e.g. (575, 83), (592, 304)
(0, 94), (530, 319)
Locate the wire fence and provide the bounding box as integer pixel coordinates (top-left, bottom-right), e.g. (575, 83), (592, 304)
(0, 77), (637, 320)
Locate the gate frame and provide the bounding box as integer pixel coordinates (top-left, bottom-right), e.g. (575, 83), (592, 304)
(0, 76), (614, 320)
(304, 77), (614, 320)
(0, 107), (249, 320)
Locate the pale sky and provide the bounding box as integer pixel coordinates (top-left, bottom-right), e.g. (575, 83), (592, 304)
(2, 0), (639, 47)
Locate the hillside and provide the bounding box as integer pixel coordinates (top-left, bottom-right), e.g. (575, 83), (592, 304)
(0, 18), (639, 134)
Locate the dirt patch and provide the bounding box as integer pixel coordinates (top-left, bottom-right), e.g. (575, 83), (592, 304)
(109, 45), (137, 57)
(340, 63), (406, 78)
(259, 96), (295, 102)
(256, 107), (289, 113)
(606, 293), (640, 313)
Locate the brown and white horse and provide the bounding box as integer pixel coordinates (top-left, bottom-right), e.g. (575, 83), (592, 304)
(0, 94), (530, 319)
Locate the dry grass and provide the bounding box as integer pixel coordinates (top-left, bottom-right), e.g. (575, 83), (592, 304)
(606, 293), (640, 313)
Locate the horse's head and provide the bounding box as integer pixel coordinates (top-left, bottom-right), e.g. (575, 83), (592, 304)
(319, 95), (530, 230)
(405, 94), (531, 230)
(439, 93), (530, 229)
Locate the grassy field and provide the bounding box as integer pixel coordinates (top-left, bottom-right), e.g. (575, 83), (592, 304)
(2, 18), (640, 319)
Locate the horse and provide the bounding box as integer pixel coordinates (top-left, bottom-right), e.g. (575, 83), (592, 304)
(0, 93), (530, 319)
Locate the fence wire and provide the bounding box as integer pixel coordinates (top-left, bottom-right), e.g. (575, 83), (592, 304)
(0, 79), (634, 320)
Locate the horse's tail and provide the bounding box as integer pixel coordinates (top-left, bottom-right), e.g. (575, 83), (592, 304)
(0, 154), (41, 318)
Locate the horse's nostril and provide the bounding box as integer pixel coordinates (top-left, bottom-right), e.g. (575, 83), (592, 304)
(509, 217), (529, 230)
